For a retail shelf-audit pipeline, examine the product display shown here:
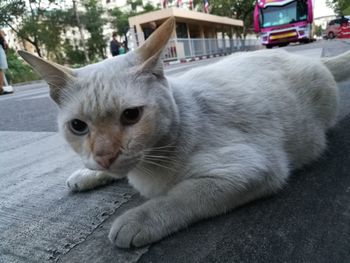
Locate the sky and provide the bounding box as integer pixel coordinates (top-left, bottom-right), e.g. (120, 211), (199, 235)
(313, 0), (336, 18)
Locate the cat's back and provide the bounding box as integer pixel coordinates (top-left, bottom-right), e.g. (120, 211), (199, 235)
(176, 49), (314, 90)
(171, 49), (296, 113)
(170, 49), (338, 169)
(173, 49), (337, 124)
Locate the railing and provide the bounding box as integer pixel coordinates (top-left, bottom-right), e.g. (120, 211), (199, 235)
(162, 38), (261, 61)
(127, 29), (262, 61)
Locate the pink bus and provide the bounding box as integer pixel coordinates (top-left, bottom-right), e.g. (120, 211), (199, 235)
(253, 0), (314, 48)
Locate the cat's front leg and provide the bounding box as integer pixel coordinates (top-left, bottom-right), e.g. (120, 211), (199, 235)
(109, 175), (282, 248)
(109, 146), (289, 248)
(67, 168), (119, 192)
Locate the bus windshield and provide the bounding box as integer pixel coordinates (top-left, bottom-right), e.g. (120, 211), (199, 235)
(259, 0), (308, 28)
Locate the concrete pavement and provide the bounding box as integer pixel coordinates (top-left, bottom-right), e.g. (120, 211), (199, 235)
(0, 131), (146, 262)
(0, 40), (349, 262)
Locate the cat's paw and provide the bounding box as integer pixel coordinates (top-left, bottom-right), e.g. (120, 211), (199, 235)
(66, 169), (114, 192)
(108, 207), (163, 248)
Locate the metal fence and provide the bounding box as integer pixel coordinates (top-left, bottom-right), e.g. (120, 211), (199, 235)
(162, 38), (261, 61)
(127, 29), (262, 61)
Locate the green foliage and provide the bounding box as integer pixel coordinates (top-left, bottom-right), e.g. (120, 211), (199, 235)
(62, 40), (86, 66)
(18, 8), (66, 58)
(327, 0), (350, 15)
(314, 25), (323, 37)
(5, 48), (40, 84)
(203, 0), (256, 38)
(9, 0), (67, 58)
(142, 2), (159, 12)
(81, 0), (107, 60)
(110, 7), (132, 37)
(0, 0), (26, 27)
(109, 2), (159, 38)
(127, 0), (143, 11)
(345, 5), (350, 15)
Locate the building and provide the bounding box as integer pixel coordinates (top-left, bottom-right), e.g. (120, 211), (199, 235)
(314, 15), (337, 29)
(128, 7), (246, 61)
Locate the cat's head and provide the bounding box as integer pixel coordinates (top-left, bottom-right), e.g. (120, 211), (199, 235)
(19, 17), (179, 177)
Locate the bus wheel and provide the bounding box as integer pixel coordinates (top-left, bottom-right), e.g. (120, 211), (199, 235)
(266, 44), (273, 49)
(278, 43), (289, 47)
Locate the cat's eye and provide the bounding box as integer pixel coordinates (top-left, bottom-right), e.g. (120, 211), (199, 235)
(68, 119), (89, 136)
(121, 107), (143, 126)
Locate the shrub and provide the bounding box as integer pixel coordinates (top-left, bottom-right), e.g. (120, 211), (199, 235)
(5, 48), (41, 84)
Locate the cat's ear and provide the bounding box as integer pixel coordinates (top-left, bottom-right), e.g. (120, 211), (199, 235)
(135, 17), (175, 76)
(18, 50), (76, 104)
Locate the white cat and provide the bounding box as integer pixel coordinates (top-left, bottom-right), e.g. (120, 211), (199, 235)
(19, 17), (349, 248)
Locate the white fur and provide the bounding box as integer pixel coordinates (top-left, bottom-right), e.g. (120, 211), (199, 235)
(66, 169), (117, 192)
(59, 48), (344, 248)
(23, 44), (348, 248)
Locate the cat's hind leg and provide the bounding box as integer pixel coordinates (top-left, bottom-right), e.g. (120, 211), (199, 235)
(67, 169), (117, 192)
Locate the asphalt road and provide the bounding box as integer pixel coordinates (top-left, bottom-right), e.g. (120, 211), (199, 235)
(0, 40), (349, 263)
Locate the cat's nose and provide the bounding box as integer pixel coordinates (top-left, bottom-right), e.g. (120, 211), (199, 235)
(94, 152), (119, 169)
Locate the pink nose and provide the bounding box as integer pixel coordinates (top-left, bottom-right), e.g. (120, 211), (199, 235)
(94, 152), (118, 169)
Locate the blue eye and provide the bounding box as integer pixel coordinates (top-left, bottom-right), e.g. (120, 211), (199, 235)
(68, 119), (89, 135)
(121, 107), (143, 125)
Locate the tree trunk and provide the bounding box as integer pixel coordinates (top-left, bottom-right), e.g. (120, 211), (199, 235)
(34, 43), (42, 57)
(72, 0), (89, 63)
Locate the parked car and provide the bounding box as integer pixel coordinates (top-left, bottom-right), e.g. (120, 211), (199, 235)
(323, 17), (349, 39)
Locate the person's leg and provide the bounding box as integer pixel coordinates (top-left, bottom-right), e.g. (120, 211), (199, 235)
(0, 69), (12, 94)
(3, 70), (8, 86)
(0, 69), (3, 93)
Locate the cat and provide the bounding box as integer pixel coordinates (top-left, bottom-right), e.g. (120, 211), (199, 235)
(19, 17), (350, 248)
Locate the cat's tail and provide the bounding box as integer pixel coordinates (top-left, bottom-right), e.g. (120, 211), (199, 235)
(322, 50), (350, 82)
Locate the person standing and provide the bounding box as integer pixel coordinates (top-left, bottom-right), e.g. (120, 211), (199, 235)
(0, 29), (13, 95)
(110, 32), (120, 57)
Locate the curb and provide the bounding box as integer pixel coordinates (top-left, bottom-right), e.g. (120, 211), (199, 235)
(12, 79), (45, 87)
(164, 52), (231, 66)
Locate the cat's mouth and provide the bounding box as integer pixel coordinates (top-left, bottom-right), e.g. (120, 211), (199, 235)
(84, 153), (142, 176)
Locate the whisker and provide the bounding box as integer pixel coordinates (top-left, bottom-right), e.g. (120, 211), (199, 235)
(144, 158), (183, 167)
(144, 149), (176, 152)
(145, 143), (177, 149)
(144, 154), (176, 161)
(135, 165), (153, 177)
(143, 153), (183, 164)
(141, 159), (177, 172)
(148, 145), (177, 149)
(143, 149), (177, 154)
(143, 159), (182, 169)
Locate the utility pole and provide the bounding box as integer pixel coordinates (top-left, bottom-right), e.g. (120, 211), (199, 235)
(72, 0), (90, 63)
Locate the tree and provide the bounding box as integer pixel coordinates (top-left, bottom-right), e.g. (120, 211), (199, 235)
(143, 2), (159, 12)
(109, 2), (158, 50)
(202, 0), (255, 41)
(81, 0), (107, 60)
(314, 25), (323, 37)
(0, 0), (26, 27)
(62, 39), (86, 65)
(127, 0), (143, 12)
(231, 0), (255, 39)
(5, 48), (40, 84)
(72, 0), (90, 63)
(327, 0), (350, 15)
(110, 3), (158, 37)
(18, 8), (67, 58)
(110, 7), (130, 39)
(1, 0), (67, 58)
